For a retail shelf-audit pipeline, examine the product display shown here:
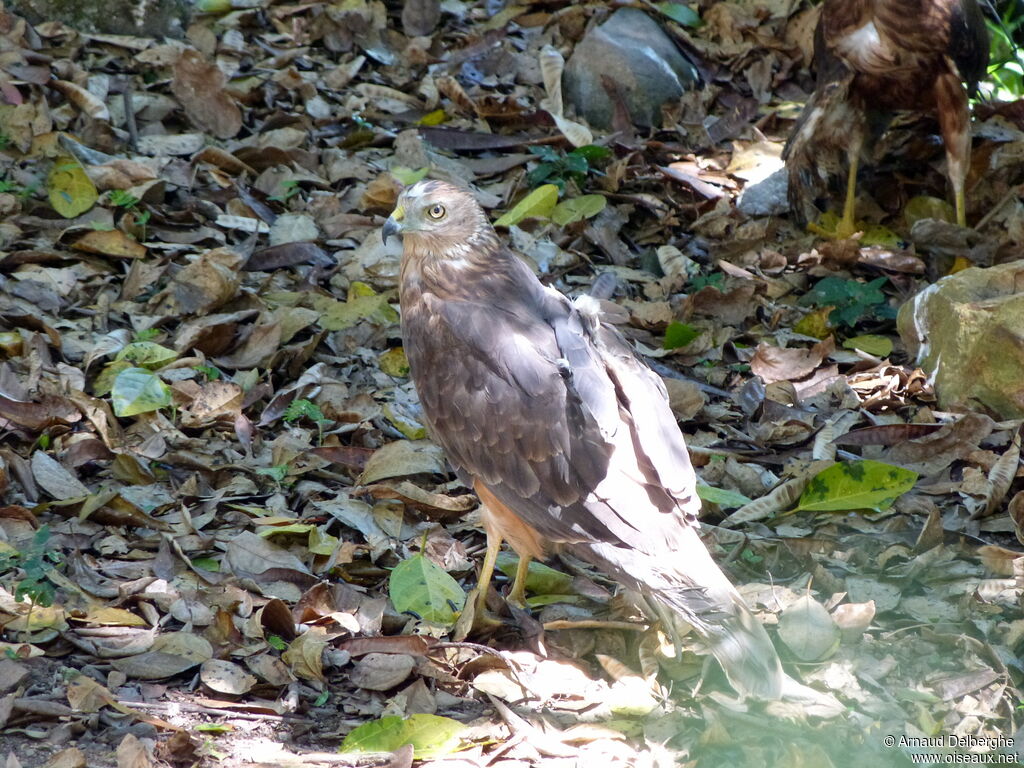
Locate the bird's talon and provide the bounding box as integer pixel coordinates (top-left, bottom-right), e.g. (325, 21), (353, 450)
(807, 218), (861, 240)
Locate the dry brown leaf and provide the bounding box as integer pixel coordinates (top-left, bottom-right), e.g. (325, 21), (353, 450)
(171, 49), (242, 139)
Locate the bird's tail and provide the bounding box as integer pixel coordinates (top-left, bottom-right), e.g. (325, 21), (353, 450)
(572, 525), (784, 700)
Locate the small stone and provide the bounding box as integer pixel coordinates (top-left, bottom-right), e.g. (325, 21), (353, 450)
(738, 169), (790, 216)
(563, 8), (698, 129)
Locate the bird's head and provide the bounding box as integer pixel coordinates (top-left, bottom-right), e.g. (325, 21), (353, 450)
(382, 180), (496, 257)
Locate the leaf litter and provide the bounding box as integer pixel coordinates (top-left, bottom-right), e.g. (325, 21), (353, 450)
(0, 1), (1022, 767)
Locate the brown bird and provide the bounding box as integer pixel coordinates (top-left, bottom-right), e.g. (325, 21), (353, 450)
(784, 0), (989, 238)
(382, 180), (788, 699)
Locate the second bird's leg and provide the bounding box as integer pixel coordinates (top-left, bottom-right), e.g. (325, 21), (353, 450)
(506, 555), (531, 607)
(935, 72), (971, 229)
(808, 130), (864, 240)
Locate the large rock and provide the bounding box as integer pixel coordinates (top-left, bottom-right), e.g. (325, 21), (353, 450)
(897, 261), (1024, 418)
(10, 0), (191, 37)
(562, 8), (697, 130)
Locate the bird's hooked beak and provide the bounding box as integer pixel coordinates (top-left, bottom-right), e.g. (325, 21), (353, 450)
(382, 204), (404, 245)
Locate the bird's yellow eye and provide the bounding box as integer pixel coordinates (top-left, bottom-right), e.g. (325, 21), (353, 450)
(427, 203), (446, 219)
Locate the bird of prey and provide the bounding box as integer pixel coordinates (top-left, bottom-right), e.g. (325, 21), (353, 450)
(382, 180), (785, 699)
(784, 0), (989, 238)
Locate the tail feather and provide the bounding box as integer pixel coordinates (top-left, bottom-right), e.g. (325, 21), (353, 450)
(572, 526), (785, 700)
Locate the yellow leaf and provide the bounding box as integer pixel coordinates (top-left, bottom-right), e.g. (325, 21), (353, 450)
(72, 229), (146, 259)
(416, 109), (447, 126)
(48, 155), (98, 218)
(72, 607), (149, 627)
(794, 307), (832, 339)
(379, 347), (410, 377)
(494, 184), (559, 227)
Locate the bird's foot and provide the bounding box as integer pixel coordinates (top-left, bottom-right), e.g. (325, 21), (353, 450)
(451, 587), (506, 640)
(807, 211), (862, 240)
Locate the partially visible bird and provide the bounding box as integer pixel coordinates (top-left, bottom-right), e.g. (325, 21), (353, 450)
(784, 0), (989, 238)
(382, 180), (793, 701)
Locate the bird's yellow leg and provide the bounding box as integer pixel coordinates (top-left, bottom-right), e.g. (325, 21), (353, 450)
(955, 184), (967, 229)
(837, 151), (860, 239)
(472, 529), (502, 627)
(807, 152), (861, 240)
(506, 555), (531, 608)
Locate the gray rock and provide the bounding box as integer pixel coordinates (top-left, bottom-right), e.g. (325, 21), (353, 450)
(563, 8), (698, 130)
(10, 0), (191, 37)
(897, 260), (1024, 418)
(738, 169), (790, 216)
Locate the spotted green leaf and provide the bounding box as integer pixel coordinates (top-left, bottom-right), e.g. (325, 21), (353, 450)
(796, 460), (917, 513)
(340, 714), (468, 759)
(389, 553), (465, 626)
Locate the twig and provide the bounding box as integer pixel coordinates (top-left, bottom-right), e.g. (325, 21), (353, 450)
(123, 81), (138, 152)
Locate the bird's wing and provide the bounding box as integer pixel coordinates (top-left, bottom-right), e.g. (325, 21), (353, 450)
(403, 251), (698, 555)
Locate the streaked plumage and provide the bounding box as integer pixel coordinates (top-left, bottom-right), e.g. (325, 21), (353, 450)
(785, 0), (989, 233)
(383, 180), (788, 699)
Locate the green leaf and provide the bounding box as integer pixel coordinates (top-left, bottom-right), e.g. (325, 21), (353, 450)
(527, 162), (557, 187)
(340, 714), (469, 759)
(656, 2), (702, 27)
(47, 156), (97, 218)
(697, 484), (752, 509)
(284, 398), (326, 424)
(93, 360), (133, 398)
(858, 223), (905, 248)
(551, 194), (606, 226)
(313, 286), (398, 331)
(115, 341), (177, 369)
(389, 553), (466, 626)
(390, 166), (429, 185)
(570, 145), (612, 163)
(842, 334), (893, 357)
(796, 460), (918, 513)
(494, 184), (559, 227)
(496, 552), (573, 596)
(904, 195), (955, 227)
(798, 276), (894, 329)
(110, 367), (171, 417)
(663, 321), (699, 350)
(256, 465), (288, 482)
(308, 527), (340, 556)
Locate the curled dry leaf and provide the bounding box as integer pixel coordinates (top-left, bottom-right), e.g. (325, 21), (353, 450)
(750, 337), (836, 384)
(831, 600), (876, 643)
(1009, 491), (1024, 546)
(979, 431), (1021, 518)
(721, 474), (812, 527)
(51, 80), (110, 121)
